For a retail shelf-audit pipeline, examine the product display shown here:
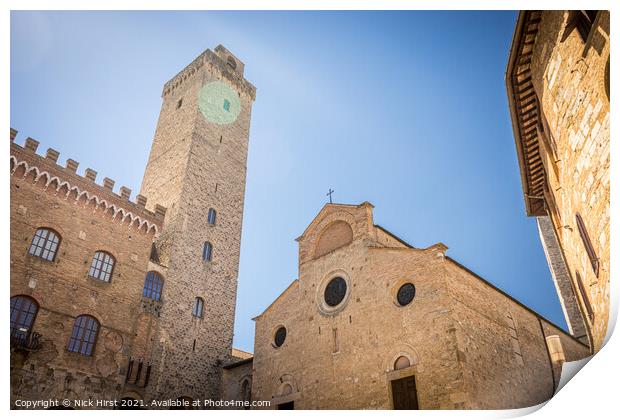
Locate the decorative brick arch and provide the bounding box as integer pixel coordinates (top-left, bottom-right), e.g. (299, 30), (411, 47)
(276, 373), (298, 397)
(308, 210), (357, 258)
(314, 220), (354, 258)
(384, 344), (420, 373)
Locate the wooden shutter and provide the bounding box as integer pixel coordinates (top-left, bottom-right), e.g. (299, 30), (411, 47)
(575, 213), (599, 277)
(575, 271), (594, 322)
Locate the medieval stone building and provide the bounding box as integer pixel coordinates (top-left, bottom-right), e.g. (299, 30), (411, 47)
(222, 202), (589, 409)
(10, 44), (255, 408)
(506, 10), (610, 352)
(10, 10), (609, 411)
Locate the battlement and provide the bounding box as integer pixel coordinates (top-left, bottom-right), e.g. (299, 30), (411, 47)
(161, 45), (256, 101)
(10, 128), (166, 235)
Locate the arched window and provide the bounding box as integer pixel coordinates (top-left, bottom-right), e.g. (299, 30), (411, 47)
(88, 251), (115, 282)
(68, 315), (99, 356)
(192, 297), (204, 318)
(28, 228), (61, 261)
(207, 208), (217, 225)
(227, 56), (237, 70)
(394, 356), (411, 370)
(203, 242), (213, 262)
(142, 271), (164, 301)
(240, 379), (251, 408)
(10, 295), (39, 340)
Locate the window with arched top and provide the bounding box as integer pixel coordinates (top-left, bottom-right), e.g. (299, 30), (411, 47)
(227, 56), (237, 70)
(203, 242), (213, 262)
(10, 295), (39, 340)
(208, 208), (217, 225)
(68, 315), (99, 356)
(240, 379), (251, 408)
(142, 271), (164, 301)
(394, 356), (411, 370)
(193, 297), (204, 318)
(88, 251), (115, 282)
(28, 228), (61, 261)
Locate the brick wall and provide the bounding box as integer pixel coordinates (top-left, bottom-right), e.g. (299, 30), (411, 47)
(10, 139), (163, 407)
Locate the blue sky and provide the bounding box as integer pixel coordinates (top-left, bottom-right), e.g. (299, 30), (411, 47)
(11, 10), (567, 352)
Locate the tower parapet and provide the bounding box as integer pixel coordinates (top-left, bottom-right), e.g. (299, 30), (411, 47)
(162, 45), (256, 100)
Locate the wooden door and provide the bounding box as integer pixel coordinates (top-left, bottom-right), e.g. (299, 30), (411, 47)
(277, 401), (294, 410)
(391, 375), (419, 410)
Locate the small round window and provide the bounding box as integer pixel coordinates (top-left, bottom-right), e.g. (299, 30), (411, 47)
(274, 326), (287, 347)
(324, 277), (347, 307)
(397, 283), (416, 306)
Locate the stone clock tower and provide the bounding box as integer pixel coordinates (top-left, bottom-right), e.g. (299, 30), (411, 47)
(140, 45), (256, 401)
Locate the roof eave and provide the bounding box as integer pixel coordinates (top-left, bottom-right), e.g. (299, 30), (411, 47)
(506, 11), (535, 217)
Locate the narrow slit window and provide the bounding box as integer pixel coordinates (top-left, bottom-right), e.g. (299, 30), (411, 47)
(193, 297), (204, 318)
(223, 99), (231, 112)
(203, 242), (213, 262)
(332, 328), (339, 353)
(208, 208), (217, 225)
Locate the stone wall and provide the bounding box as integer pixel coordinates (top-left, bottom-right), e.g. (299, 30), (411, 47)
(445, 257), (589, 409)
(529, 11), (610, 350)
(221, 359), (253, 409)
(9, 138), (163, 407)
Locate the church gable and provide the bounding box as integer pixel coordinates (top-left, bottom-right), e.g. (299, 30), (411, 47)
(296, 202), (374, 264)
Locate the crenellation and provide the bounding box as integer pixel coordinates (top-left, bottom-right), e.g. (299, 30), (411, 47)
(154, 204), (167, 218)
(85, 168), (97, 182)
(136, 194), (147, 208)
(10, 127), (17, 142)
(103, 177), (115, 190)
(162, 47), (256, 101)
(24, 137), (39, 153)
(45, 148), (60, 163)
(120, 186), (132, 200)
(66, 158), (79, 172)
(10, 140), (164, 234)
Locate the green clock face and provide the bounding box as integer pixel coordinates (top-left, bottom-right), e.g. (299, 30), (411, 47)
(198, 81), (241, 125)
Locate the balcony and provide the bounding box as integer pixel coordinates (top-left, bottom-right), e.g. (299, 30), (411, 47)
(10, 329), (42, 352)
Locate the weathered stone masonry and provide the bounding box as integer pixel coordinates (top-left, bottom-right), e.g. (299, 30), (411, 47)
(139, 45), (256, 402)
(241, 203), (590, 410)
(506, 11), (610, 352)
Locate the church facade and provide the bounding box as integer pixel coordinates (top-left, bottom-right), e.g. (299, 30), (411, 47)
(225, 202), (589, 409)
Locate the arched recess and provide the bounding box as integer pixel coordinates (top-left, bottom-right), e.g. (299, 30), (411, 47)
(314, 220), (353, 258)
